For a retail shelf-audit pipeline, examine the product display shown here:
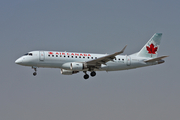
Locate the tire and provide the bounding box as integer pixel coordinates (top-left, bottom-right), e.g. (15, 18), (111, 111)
(90, 71), (96, 77)
(84, 74), (89, 79)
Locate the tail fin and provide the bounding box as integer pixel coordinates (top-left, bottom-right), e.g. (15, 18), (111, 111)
(137, 33), (162, 58)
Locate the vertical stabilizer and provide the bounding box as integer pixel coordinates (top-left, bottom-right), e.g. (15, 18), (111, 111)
(137, 33), (162, 58)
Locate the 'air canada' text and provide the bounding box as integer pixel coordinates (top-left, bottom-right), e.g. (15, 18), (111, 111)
(48, 52), (91, 56)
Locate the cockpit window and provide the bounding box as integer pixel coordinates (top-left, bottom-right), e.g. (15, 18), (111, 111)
(24, 53), (33, 56)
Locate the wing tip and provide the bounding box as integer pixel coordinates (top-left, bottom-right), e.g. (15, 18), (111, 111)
(122, 45), (127, 52)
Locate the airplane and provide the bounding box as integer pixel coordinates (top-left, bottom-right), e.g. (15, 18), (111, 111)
(15, 33), (168, 79)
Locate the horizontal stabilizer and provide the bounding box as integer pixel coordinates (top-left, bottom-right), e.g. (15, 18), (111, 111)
(144, 56), (168, 62)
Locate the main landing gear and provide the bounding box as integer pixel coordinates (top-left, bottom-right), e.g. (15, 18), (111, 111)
(83, 71), (96, 79)
(84, 74), (89, 79)
(90, 71), (96, 77)
(32, 66), (37, 76)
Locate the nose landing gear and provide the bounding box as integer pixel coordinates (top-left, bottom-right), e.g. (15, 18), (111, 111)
(32, 66), (37, 76)
(33, 72), (37, 76)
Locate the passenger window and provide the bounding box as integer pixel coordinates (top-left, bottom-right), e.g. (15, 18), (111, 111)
(115, 58), (116, 60)
(88, 57), (89, 59)
(95, 57), (97, 59)
(72, 56), (73, 58)
(119, 58), (120, 60)
(68, 56), (69, 58)
(64, 56), (66, 57)
(83, 57), (85, 58)
(91, 57), (93, 59)
(52, 55), (54, 57)
(75, 56), (77, 58)
(48, 55), (50, 57)
(56, 55), (58, 57)
(79, 56), (81, 58)
(60, 55), (62, 57)
(122, 59), (124, 61)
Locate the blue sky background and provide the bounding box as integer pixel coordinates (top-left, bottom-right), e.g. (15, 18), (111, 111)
(0, 0), (179, 120)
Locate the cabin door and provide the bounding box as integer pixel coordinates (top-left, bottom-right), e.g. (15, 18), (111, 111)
(126, 56), (131, 66)
(39, 51), (45, 61)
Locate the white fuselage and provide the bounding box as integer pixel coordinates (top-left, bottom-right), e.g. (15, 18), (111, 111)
(15, 51), (157, 71)
(15, 33), (166, 79)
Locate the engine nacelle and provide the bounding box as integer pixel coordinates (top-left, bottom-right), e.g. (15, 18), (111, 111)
(70, 62), (87, 71)
(61, 69), (79, 75)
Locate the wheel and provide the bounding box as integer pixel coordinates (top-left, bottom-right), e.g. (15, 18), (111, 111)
(90, 71), (96, 77)
(33, 72), (37, 76)
(83, 74), (89, 79)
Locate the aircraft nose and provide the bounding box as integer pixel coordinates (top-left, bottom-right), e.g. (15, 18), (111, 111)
(15, 58), (23, 64)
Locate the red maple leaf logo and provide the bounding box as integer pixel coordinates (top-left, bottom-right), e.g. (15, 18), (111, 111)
(146, 43), (158, 54)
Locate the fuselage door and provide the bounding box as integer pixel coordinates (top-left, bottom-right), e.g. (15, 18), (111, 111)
(126, 56), (131, 66)
(39, 51), (45, 61)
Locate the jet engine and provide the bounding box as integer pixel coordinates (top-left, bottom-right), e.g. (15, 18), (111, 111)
(70, 62), (87, 71)
(61, 69), (79, 75)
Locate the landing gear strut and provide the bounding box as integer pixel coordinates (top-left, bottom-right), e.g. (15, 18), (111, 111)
(32, 66), (37, 76)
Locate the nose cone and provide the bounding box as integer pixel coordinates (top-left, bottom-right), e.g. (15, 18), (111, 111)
(15, 58), (23, 64)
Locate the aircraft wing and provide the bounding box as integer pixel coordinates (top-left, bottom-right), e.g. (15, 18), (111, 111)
(144, 56), (168, 62)
(86, 45), (127, 66)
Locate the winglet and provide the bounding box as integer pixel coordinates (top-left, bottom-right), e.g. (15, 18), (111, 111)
(122, 45), (127, 53)
(116, 45), (127, 55)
